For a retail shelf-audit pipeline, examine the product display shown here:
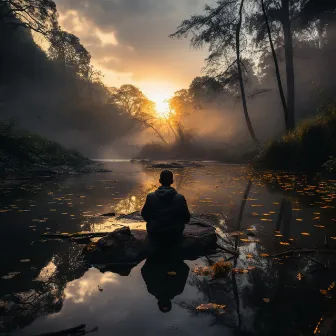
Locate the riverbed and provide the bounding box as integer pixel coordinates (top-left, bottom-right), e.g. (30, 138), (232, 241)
(0, 162), (336, 335)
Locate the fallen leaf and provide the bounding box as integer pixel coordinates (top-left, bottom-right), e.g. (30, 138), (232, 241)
(280, 242), (290, 246)
(1, 272), (20, 280)
(320, 289), (327, 295)
(263, 298), (270, 303)
(314, 225), (325, 228)
(296, 219), (303, 222)
(297, 273), (303, 281)
(260, 253), (270, 257)
(167, 271), (176, 276)
(301, 232), (310, 236)
(246, 254), (253, 259)
(196, 303), (226, 311)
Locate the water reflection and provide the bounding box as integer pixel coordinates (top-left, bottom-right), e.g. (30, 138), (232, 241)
(141, 254), (189, 313)
(1, 163), (336, 335)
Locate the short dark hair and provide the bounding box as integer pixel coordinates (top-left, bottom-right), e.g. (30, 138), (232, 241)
(159, 170), (174, 186)
(158, 299), (172, 313)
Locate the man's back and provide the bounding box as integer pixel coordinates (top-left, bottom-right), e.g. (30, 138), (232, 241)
(141, 170), (190, 242)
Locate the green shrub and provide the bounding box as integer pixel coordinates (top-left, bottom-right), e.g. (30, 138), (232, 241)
(0, 121), (89, 173)
(254, 105), (336, 172)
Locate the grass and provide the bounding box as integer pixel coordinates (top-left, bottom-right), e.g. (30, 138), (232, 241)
(254, 103), (336, 172)
(0, 121), (90, 175)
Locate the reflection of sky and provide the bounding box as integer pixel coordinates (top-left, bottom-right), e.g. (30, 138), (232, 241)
(20, 265), (231, 336)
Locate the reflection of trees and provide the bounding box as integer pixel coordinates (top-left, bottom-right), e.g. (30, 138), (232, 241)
(180, 179), (334, 335)
(178, 180), (253, 332)
(0, 245), (88, 333)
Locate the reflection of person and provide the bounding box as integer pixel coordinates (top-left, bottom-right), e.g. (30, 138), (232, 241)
(141, 170), (190, 245)
(141, 255), (189, 313)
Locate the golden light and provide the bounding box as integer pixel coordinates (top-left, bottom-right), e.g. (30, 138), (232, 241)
(148, 92), (171, 119)
(141, 85), (175, 120)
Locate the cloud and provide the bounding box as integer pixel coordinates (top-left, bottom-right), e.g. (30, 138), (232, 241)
(54, 0), (209, 93)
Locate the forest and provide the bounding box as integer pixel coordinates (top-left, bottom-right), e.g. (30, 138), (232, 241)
(1, 0), (336, 171)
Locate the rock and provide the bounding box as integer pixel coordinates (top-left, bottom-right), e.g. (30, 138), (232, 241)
(83, 227), (147, 266)
(150, 161), (204, 169)
(82, 215), (218, 272)
(130, 159), (153, 164)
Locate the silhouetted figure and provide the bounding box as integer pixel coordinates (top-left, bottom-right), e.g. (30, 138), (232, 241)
(141, 170), (190, 246)
(141, 254), (189, 313)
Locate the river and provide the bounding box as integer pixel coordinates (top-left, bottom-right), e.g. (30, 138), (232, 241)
(0, 162), (336, 335)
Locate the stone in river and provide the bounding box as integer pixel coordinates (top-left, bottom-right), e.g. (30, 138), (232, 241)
(82, 214), (217, 273)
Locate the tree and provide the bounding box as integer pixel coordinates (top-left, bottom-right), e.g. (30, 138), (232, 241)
(0, 0), (57, 35)
(110, 85), (168, 144)
(49, 29), (91, 79)
(171, 0), (260, 145)
(260, 0), (288, 131)
(168, 89), (194, 145)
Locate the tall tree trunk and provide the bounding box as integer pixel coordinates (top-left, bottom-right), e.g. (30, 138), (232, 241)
(281, 0), (295, 131)
(236, 0), (259, 145)
(261, 0), (289, 132)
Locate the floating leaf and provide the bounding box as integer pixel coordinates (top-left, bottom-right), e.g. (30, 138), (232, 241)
(246, 254), (253, 259)
(167, 271), (176, 276)
(196, 303), (226, 311)
(320, 289), (327, 295)
(301, 232), (310, 236)
(2, 272), (20, 280)
(314, 225), (325, 228)
(20, 259), (30, 263)
(297, 273), (303, 281)
(263, 298), (270, 303)
(260, 253), (270, 257)
(296, 219), (303, 222)
(280, 242), (290, 246)
(232, 268), (249, 274)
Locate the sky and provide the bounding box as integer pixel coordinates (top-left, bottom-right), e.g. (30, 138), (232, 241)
(54, 0), (210, 103)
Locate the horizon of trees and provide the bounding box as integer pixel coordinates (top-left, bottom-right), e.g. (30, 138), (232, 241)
(1, 0), (336, 158)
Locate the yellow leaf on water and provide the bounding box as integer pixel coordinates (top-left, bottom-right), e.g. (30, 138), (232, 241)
(196, 303), (226, 311)
(314, 225), (325, 228)
(330, 237), (336, 240)
(301, 232), (310, 236)
(280, 242), (290, 246)
(167, 272), (176, 276)
(246, 254), (253, 259)
(263, 298), (270, 303)
(297, 273), (303, 281)
(296, 219), (303, 222)
(320, 289), (327, 295)
(275, 234), (283, 237)
(260, 253), (270, 257)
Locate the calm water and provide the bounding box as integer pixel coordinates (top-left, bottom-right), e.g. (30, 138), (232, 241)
(1, 162), (336, 335)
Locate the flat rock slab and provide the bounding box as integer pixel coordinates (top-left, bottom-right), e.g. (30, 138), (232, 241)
(83, 213), (218, 272)
(149, 161), (204, 169)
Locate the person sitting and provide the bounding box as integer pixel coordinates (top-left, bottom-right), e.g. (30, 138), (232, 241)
(141, 170), (190, 245)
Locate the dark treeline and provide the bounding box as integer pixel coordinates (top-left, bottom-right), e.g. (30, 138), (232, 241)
(1, 0), (336, 163)
(0, 0), (147, 158)
(169, 0), (336, 147)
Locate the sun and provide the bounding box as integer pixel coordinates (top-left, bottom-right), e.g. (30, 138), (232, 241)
(146, 91), (172, 119)
(154, 99), (171, 119)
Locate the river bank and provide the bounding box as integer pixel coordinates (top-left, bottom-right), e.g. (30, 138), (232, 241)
(0, 122), (106, 178)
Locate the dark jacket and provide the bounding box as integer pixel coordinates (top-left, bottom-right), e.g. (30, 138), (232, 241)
(141, 186), (190, 236)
